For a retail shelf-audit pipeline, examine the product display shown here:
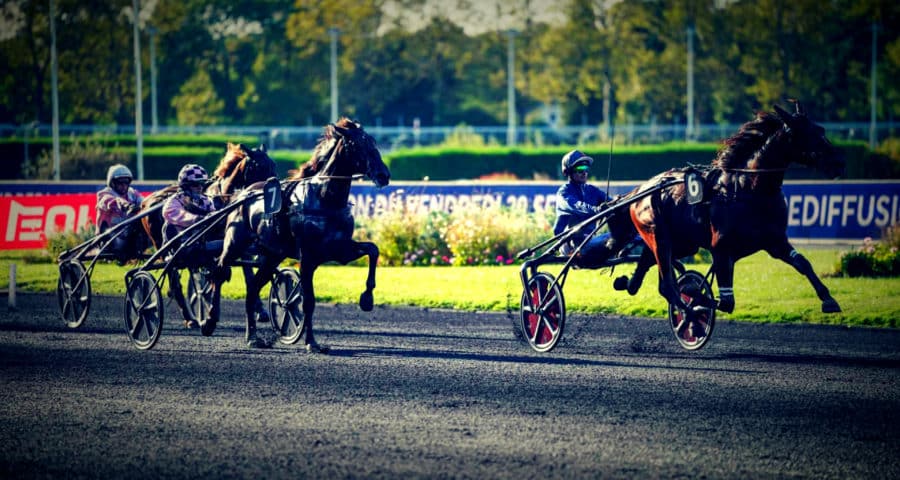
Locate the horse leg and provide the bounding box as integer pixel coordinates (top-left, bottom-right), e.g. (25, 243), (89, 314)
(614, 247), (655, 296)
(167, 269), (195, 327)
(300, 263), (328, 354)
(244, 260), (278, 348)
(243, 265), (270, 323)
(710, 249), (735, 313)
(767, 242), (841, 313)
(333, 241), (379, 311)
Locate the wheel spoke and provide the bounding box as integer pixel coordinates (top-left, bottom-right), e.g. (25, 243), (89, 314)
(129, 314), (144, 337)
(143, 314), (156, 339)
(141, 297), (158, 312)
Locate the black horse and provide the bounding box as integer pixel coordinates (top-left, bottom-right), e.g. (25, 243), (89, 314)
(616, 102), (845, 335)
(214, 118), (391, 352)
(140, 142), (277, 324)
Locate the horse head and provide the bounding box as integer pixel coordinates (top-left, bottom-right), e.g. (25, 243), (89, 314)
(327, 118), (391, 187)
(214, 143), (277, 195)
(773, 102), (845, 179)
(292, 118), (391, 188)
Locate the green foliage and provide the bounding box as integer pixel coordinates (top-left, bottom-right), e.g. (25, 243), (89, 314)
(21, 136), (131, 180)
(4, 0), (899, 137)
(437, 124), (498, 148)
(358, 210), (453, 266)
(356, 206), (553, 267)
(171, 70), (227, 125)
(385, 143), (715, 181)
(45, 223), (95, 261)
(835, 225), (900, 278)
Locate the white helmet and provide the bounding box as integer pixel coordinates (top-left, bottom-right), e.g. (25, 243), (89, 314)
(106, 164), (133, 188)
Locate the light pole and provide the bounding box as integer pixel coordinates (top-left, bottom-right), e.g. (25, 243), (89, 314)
(132, 0), (144, 180)
(328, 27), (340, 122)
(49, 0), (60, 180)
(686, 24), (695, 141)
(869, 21), (878, 149)
(148, 25), (158, 135)
(506, 29), (518, 147)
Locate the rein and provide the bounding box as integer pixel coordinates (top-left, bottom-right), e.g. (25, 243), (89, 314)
(720, 166), (788, 174)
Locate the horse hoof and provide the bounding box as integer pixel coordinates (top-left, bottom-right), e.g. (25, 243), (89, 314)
(359, 291), (374, 312)
(822, 299), (842, 313)
(717, 297), (735, 314)
(246, 334), (271, 349)
(183, 319), (198, 329)
(613, 276), (629, 291)
(306, 342), (330, 354)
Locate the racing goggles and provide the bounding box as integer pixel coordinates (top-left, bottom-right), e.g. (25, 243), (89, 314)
(573, 165), (590, 173)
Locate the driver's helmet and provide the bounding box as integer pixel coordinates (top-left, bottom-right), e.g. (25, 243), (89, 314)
(178, 164), (208, 189)
(106, 164), (134, 188)
(561, 150), (593, 176)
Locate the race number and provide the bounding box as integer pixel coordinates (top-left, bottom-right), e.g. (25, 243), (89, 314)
(685, 171), (703, 205)
(263, 177), (282, 214)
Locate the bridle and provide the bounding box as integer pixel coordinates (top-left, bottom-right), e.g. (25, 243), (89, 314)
(309, 133), (367, 182)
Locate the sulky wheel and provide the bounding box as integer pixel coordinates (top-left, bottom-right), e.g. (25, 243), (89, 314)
(124, 271), (164, 350)
(668, 270), (716, 351)
(269, 268), (305, 345)
(187, 267), (218, 336)
(519, 272), (566, 353)
(57, 260), (91, 329)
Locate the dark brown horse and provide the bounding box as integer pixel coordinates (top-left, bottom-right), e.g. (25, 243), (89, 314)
(139, 142), (277, 323)
(616, 102), (845, 334)
(213, 118), (391, 352)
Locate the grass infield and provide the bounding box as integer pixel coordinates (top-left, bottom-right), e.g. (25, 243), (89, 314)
(3, 249), (898, 328)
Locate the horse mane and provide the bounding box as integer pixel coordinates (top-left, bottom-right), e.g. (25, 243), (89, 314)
(713, 112), (783, 170)
(288, 117), (360, 181)
(214, 143), (248, 178)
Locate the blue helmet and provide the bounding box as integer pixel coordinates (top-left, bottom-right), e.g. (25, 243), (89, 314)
(561, 150), (593, 176)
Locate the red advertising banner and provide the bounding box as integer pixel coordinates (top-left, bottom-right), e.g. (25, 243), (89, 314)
(1, 194), (97, 250)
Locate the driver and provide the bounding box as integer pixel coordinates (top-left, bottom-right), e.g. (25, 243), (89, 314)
(554, 150), (635, 267)
(96, 164), (144, 258)
(162, 164), (222, 261)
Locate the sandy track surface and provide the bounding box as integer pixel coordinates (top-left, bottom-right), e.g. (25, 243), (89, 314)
(1, 292), (899, 479)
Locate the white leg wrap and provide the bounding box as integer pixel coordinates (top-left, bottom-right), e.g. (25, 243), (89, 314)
(718, 287), (734, 297)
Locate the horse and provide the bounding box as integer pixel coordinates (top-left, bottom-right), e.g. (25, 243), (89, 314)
(139, 142), (277, 324)
(213, 118), (391, 352)
(614, 101), (845, 337)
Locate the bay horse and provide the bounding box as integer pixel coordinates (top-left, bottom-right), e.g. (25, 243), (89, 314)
(140, 142), (277, 324)
(213, 118), (391, 352)
(615, 102), (845, 335)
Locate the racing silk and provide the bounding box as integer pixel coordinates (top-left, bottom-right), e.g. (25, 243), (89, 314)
(162, 190), (217, 234)
(95, 186), (143, 233)
(554, 182), (610, 237)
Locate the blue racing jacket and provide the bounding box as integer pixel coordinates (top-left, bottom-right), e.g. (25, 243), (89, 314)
(554, 182), (610, 240)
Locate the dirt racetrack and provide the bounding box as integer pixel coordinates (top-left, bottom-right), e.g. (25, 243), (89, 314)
(1, 292), (899, 479)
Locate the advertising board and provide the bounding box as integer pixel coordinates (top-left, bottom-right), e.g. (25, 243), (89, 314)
(2, 181), (898, 250)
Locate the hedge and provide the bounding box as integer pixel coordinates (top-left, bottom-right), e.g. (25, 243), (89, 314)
(0, 136), (891, 181)
(0, 136), (295, 180)
(382, 142), (881, 181)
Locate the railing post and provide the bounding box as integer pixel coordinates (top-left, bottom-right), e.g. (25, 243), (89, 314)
(8, 263), (16, 311)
